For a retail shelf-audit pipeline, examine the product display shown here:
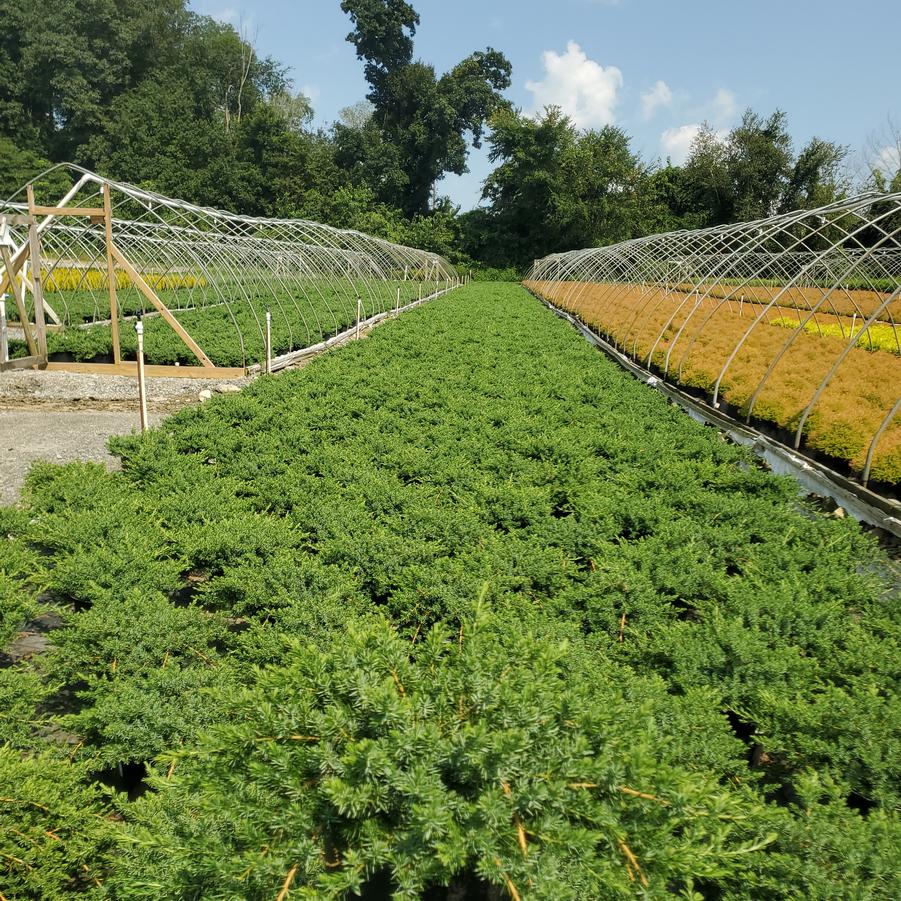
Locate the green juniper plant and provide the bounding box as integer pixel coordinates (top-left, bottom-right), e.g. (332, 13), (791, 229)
(1, 284), (898, 897)
(113, 606), (778, 900)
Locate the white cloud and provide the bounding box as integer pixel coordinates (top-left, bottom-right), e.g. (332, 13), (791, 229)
(207, 6), (236, 23)
(660, 123), (729, 164)
(872, 145), (901, 177)
(641, 80), (672, 120)
(300, 84), (321, 104)
(660, 124), (702, 164)
(525, 41), (623, 128)
(710, 88), (737, 123)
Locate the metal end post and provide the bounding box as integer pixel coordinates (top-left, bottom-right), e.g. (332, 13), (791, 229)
(134, 315), (148, 432)
(0, 297), (8, 364)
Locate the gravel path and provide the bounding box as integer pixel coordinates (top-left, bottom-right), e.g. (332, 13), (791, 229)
(0, 409), (163, 505)
(0, 369), (252, 411)
(0, 369), (254, 505)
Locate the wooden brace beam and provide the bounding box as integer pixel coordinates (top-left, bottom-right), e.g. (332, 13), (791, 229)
(0, 245), (37, 356)
(109, 243), (214, 367)
(0, 236), (27, 299)
(1, 354), (46, 372)
(45, 361), (245, 379)
(30, 205), (106, 218)
(16, 269), (61, 326)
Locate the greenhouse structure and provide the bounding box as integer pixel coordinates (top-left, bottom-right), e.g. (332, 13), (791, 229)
(0, 164), (459, 376)
(526, 192), (901, 489)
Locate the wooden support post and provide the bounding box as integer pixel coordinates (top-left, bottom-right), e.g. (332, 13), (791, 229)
(0, 245), (35, 356)
(103, 185), (122, 364)
(135, 318), (149, 432)
(25, 188), (47, 360)
(110, 243), (214, 367)
(27, 224), (48, 359)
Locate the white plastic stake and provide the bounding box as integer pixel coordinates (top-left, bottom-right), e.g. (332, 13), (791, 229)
(356, 297), (362, 339)
(850, 312), (857, 342)
(403, 265), (408, 281)
(265, 309), (272, 374)
(396, 286), (400, 315)
(0, 297), (8, 363)
(418, 282), (422, 302)
(135, 318), (149, 433)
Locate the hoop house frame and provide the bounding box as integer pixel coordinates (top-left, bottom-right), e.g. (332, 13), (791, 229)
(525, 193), (901, 488)
(0, 165), (459, 377)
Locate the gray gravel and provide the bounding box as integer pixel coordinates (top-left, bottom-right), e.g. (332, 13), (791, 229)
(0, 409), (163, 505)
(0, 369), (254, 505)
(0, 368), (252, 411)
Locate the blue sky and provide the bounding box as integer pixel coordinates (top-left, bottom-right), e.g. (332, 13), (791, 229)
(191, 0), (901, 210)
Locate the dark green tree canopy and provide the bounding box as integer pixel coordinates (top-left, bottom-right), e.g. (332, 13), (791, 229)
(681, 110), (848, 226)
(340, 0), (419, 106)
(468, 107), (647, 268)
(340, 0), (511, 214)
(0, 0), (192, 159)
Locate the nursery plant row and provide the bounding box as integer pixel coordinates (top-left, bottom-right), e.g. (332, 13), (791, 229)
(8, 279), (436, 368)
(671, 282), (901, 321)
(1, 283), (898, 899)
(525, 280), (901, 485)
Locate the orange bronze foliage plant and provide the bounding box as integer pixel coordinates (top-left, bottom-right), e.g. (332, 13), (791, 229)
(526, 280), (901, 485)
(674, 283), (901, 322)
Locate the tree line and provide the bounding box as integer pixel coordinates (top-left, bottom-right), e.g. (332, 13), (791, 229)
(1, 0), (897, 272)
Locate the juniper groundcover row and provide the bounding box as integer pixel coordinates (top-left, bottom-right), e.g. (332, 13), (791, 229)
(1, 283), (898, 898)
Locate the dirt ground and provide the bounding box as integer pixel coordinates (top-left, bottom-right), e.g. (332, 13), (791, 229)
(0, 369), (254, 505)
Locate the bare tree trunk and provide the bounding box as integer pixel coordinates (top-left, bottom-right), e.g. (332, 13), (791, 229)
(235, 21), (257, 128)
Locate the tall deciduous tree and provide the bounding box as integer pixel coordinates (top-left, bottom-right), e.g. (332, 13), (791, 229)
(340, 0), (511, 214)
(780, 137), (847, 212)
(681, 110), (847, 225)
(466, 107), (645, 268)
